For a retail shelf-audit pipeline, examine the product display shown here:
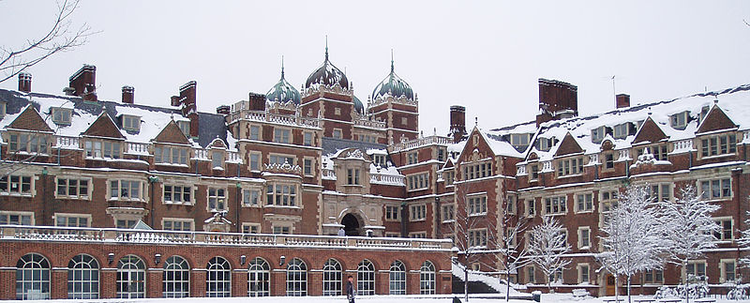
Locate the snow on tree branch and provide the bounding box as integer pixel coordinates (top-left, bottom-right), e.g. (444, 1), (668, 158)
(527, 216), (570, 291)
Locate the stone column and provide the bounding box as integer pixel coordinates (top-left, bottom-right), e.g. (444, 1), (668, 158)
(191, 269), (206, 297)
(233, 269), (247, 297)
(100, 268), (117, 298)
(51, 268), (68, 299)
(147, 268), (163, 298)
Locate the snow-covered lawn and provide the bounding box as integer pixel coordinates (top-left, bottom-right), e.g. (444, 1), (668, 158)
(1, 294), (745, 303)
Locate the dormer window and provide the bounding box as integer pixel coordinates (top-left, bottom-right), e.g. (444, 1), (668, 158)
(670, 111), (689, 129)
(52, 107), (72, 125)
(536, 137), (552, 151)
(510, 133), (531, 150)
(121, 115), (141, 132)
(613, 123), (635, 139)
(177, 121), (190, 137)
(591, 126), (606, 143)
(0, 102), (6, 118)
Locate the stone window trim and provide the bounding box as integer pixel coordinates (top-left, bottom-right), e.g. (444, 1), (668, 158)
(698, 177), (732, 202)
(577, 263), (590, 284)
(385, 205), (400, 222)
(574, 193), (594, 214)
(242, 222), (261, 234)
(273, 127), (292, 144)
(525, 198), (536, 218)
(54, 213), (91, 227)
(409, 204), (427, 222)
(248, 151), (262, 172)
(577, 226), (591, 250)
(206, 187), (228, 213)
(264, 182), (299, 208)
(241, 187), (263, 208)
(698, 132), (737, 159)
(719, 259), (737, 283)
(7, 131), (51, 155)
(108, 179), (146, 202)
(162, 184), (194, 205)
(0, 210), (34, 225)
(162, 217), (194, 231)
(54, 176), (91, 200)
(713, 216), (734, 242)
(249, 124), (262, 141)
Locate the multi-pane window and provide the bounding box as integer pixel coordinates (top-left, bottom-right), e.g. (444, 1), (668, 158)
(249, 152), (261, 171)
(52, 107), (72, 125)
(68, 254), (99, 299)
(304, 159), (313, 176)
(266, 183), (297, 206)
(613, 123), (633, 139)
(347, 168), (360, 185)
(163, 219), (192, 231)
(544, 196), (567, 215)
(208, 188), (226, 212)
(410, 204), (426, 221)
(163, 256), (190, 298)
(178, 121), (190, 137)
(529, 164), (540, 180)
(462, 161), (492, 180)
(85, 140), (121, 159)
(510, 133), (531, 149)
(303, 132), (313, 146)
(700, 178), (731, 200)
(332, 129), (342, 139)
(469, 229), (488, 247)
(0, 175), (32, 195)
(557, 157), (583, 177)
(0, 211), (33, 225)
(116, 255), (145, 299)
(9, 133), (48, 154)
(604, 152), (615, 169)
(420, 261), (436, 295)
(385, 206), (400, 221)
(407, 152), (418, 165)
(468, 195), (487, 216)
(56, 178), (89, 199)
(506, 194), (516, 214)
(116, 220), (138, 229)
(578, 227), (591, 248)
(357, 260), (375, 296)
(407, 173), (429, 191)
(273, 128), (291, 143)
(121, 115), (141, 132)
(55, 214), (89, 227)
(389, 260), (406, 295)
(109, 180), (143, 200)
(444, 170), (455, 185)
(242, 189), (260, 206)
(249, 125), (260, 140)
(578, 264), (590, 283)
(163, 185), (192, 204)
(242, 223), (260, 234)
(410, 232), (427, 238)
(721, 260), (737, 282)
(441, 204), (455, 222)
(686, 261), (706, 278)
(526, 199), (536, 217)
(248, 257), (270, 297)
(154, 146), (188, 165)
(714, 218), (733, 241)
(373, 154), (386, 167)
(637, 144), (668, 161)
(670, 111), (689, 129)
(576, 193), (593, 212)
(273, 225), (291, 234)
(526, 266), (535, 284)
(644, 269), (664, 283)
(206, 257), (231, 297)
(269, 154), (294, 166)
(211, 151), (224, 168)
(646, 183), (672, 202)
(437, 148), (445, 162)
(700, 134), (737, 158)
(591, 127), (606, 143)
(322, 259), (342, 296)
(286, 258), (307, 296)
(16, 253), (50, 300)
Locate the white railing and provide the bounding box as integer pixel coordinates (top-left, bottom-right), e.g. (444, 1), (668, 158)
(226, 151), (242, 164)
(617, 149), (631, 161)
(671, 139), (694, 154)
(390, 135), (452, 153)
(193, 149), (208, 160)
(370, 173), (405, 186)
(354, 118), (386, 129)
(0, 225), (452, 251)
(516, 165), (527, 176)
(588, 154), (600, 165)
(56, 136), (80, 149)
(743, 130), (750, 142)
(541, 160), (553, 172)
(234, 111), (320, 128)
(322, 169), (336, 180)
(126, 142), (149, 155)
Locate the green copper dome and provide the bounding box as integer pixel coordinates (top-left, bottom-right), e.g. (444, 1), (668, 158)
(304, 47), (349, 89)
(353, 95), (364, 115)
(372, 60), (413, 101)
(266, 65), (301, 105)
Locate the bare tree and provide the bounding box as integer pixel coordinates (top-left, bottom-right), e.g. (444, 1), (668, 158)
(498, 203), (532, 302)
(0, 0), (94, 83)
(527, 216), (571, 292)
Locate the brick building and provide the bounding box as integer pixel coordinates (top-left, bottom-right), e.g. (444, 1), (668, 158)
(1, 49), (749, 299)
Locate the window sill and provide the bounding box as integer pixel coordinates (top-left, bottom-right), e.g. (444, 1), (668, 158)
(556, 173), (583, 180)
(164, 201), (194, 206)
(442, 219), (456, 224)
(468, 213), (487, 218)
(108, 198), (145, 202)
(264, 205), (301, 209)
(574, 210), (594, 214)
(699, 153), (736, 160)
(155, 162), (189, 167)
(55, 196), (90, 200)
(409, 218), (426, 222)
(407, 187), (429, 192)
(242, 204), (261, 208)
(1, 192), (33, 197)
(543, 213), (567, 217)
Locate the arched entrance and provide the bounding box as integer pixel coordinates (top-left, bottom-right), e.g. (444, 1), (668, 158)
(341, 213), (361, 236)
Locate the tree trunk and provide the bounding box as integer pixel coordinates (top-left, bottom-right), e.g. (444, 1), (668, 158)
(465, 262), (469, 302)
(627, 275), (632, 303)
(614, 274), (619, 300)
(506, 274), (511, 302)
(682, 262), (689, 303)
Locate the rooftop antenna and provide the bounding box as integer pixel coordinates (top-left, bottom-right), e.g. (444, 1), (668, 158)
(475, 116), (478, 127)
(281, 55), (285, 79)
(325, 35), (329, 60)
(391, 49), (394, 73)
(611, 75), (617, 109)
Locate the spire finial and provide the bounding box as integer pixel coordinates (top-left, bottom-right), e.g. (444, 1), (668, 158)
(390, 49), (394, 73)
(281, 55), (285, 79)
(325, 35), (329, 61)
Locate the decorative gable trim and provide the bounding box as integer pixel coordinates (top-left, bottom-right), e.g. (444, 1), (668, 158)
(696, 104), (738, 135)
(632, 117), (667, 145)
(153, 120), (191, 145)
(6, 105), (53, 133)
(81, 112), (126, 139)
(553, 132), (583, 157)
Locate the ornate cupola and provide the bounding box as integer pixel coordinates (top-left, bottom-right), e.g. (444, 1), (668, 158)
(266, 58), (301, 105)
(304, 45), (349, 90)
(371, 58), (414, 101)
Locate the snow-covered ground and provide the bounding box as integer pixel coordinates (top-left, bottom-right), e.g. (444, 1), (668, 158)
(1, 294), (745, 303)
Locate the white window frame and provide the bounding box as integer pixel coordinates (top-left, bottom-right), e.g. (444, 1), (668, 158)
(713, 217), (734, 242)
(406, 173), (429, 191)
(207, 187), (227, 212)
(109, 179), (145, 201)
(265, 183), (298, 207)
(544, 196), (567, 215)
(526, 199), (536, 218)
(0, 174), (34, 196)
(249, 151), (261, 171)
(468, 194), (488, 217)
(719, 259), (737, 283)
(249, 125), (261, 141)
(54, 213), (91, 227)
(121, 115), (141, 132)
(242, 188), (261, 207)
(55, 176), (91, 200)
(162, 218), (193, 231)
(698, 177), (732, 201)
(163, 184), (193, 205)
(699, 133), (737, 158)
(575, 193), (594, 213)
(242, 223), (261, 234)
(577, 263), (590, 284)
(441, 204), (455, 222)
(409, 204), (426, 222)
(162, 255), (190, 298)
(52, 107), (72, 125)
(303, 131), (313, 146)
(556, 157), (584, 177)
(578, 226), (591, 249)
(154, 145), (188, 165)
(273, 128), (291, 144)
(385, 205), (400, 222)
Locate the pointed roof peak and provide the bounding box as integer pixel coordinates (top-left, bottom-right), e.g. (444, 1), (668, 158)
(280, 55), (285, 80)
(390, 49), (394, 73)
(325, 35), (329, 61)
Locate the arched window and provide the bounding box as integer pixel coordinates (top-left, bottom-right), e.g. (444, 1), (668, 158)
(420, 261), (436, 295)
(163, 256), (190, 298)
(286, 258), (307, 296)
(322, 258), (342, 296)
(116, 255), (145, 298)
(206, 256), (231, 297)
(389, 260), (406, 295)
(357, 259), (375, 296)
(16, 253), (50, 300)
(68, 254), (99, 299)
(248, 257), (270, 297)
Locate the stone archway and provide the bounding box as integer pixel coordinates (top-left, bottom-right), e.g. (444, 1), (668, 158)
(341, 213), (363, 236)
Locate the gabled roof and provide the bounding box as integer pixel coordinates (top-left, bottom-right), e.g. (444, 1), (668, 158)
(6, 105), (53, 132)
(153, 120), (190, 144)
(632, 116), (667, 145)
(696, 104), (738, 134)
(81, 112), (126, 139)
(554, 133), (583, 157)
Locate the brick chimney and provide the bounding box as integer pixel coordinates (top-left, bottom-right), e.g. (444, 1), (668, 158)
(216, 105), (230, 115)
(178, 81), (199, 138)
(122, 86), (134, 104)
(248, 92), (266, 111)
(69, 65), (97, 102)
(449, 105), (467, 143)
(18, 72), (32, 93)
(536, 78), (578, 127)
(616, 93), (630, 109)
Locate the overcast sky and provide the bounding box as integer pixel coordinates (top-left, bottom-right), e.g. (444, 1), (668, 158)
(1, 1), (749, 135)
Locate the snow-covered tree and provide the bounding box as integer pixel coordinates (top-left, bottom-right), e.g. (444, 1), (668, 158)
(659, 185), (720, 303)
(740, 207), (750, 268)
(498, 200), (532, 301)
(527, 216), (571, 292)
(598, 184), (665, 303)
